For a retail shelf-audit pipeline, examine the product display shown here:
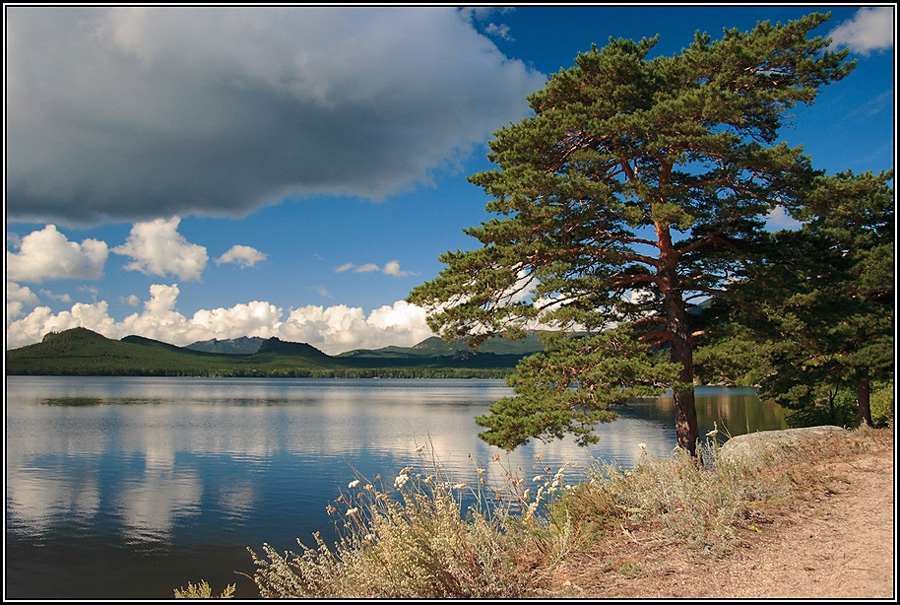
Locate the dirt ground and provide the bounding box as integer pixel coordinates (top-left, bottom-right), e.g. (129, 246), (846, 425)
(552, 441), (895, 599)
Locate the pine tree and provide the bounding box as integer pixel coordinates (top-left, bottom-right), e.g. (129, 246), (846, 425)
(717, 170), (894, 427)
(409, 13), (856, 454)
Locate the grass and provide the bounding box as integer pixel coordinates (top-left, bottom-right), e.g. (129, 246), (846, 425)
(180, 424), (893, 598)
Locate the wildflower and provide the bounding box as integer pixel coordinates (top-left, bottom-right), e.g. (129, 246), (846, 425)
(491, 453), (501, 462)
(533, 453), (544, 460)
(415, 445), (425, 453)
(476, 467), (486, 476)
(394, 474), (410, 489)
(348, 479), (361, 489)
(533, 475), (545, 482)
(706, 423), (718, 438)
(452, 482), (467, 490)
(364, 484), (375, 492)
(345, 507), (359, 517)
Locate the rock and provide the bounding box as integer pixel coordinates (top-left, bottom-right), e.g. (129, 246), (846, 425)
(718, 426), (849, 465)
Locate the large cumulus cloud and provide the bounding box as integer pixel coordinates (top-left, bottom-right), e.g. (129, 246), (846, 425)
(6, 7), (545, 225)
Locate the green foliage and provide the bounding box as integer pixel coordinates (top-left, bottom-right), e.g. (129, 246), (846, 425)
(784, 387), (858, 428)
(476, 327), (682, 449)
(410, 12), (854, 452)
(712, 170), (894, 425)
(869, 381), (894, 427)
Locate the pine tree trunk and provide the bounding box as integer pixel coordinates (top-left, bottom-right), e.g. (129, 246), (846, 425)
(857, 375), (873, 428)
(669, 301), (699, 456)
(657, 219), (700, 456)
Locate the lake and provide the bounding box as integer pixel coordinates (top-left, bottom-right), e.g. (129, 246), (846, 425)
(5, 376), (788, 599)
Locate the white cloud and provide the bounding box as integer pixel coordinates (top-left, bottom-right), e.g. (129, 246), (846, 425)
(113, 217), (208, 281)
(215, 245), (268, 268)
(7, 282), (40, 306)
(382, 260), (416, 277)
(6, 6), (545, 224)
(309, 285), (332, 298)
(6, 282), (40, 321)
(355, 263), (381, 274)
(6, 225), (109, 283)
(40, 290), (73, 303)
(280, 301), (434, 353)
(335, 260), (415, 277)
(121, 294), (141, 307)
(5, 284), (435, 354)
(765, 206), (803, 230)
(829, 7), (894, 54)
(484, 23), (513, 41)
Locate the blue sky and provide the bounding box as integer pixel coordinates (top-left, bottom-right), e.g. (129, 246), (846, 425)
(5, 5), (895, 354)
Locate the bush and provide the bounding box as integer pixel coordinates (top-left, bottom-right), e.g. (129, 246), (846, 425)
(870, 380), (894, 427)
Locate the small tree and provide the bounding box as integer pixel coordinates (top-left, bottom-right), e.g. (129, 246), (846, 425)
(409, 13), (855, 455)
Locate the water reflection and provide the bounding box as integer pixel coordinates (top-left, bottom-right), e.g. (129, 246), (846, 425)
(6, 377), (787, 599)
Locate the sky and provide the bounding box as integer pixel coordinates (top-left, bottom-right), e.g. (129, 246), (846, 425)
(4, 5), (895, 354)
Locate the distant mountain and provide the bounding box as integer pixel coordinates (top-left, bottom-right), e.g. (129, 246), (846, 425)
(186, 336), (267, 355)
(255, 337), (329, 359)
(340, 332), (545, 359)
(6, 328), (533, 378)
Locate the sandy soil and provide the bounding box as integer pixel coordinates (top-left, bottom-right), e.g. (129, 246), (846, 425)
(552, 443), (895, 599)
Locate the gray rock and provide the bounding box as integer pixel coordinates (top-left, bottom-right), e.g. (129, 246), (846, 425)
(718, 426), (849, 465)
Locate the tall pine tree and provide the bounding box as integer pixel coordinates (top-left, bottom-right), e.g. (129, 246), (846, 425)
(409, 13), (856, 454)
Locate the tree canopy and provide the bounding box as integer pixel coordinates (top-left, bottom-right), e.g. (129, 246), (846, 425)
(409, 13), (859, 454)
(698, 169), (894, 427)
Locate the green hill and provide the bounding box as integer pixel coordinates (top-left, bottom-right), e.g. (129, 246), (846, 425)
(6, 328), (540, 378)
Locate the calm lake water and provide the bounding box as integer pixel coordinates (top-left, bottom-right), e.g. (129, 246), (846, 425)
(5, 376), (787, 599)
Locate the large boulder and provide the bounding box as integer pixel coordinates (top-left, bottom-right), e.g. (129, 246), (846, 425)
(718, 426), (849, 465)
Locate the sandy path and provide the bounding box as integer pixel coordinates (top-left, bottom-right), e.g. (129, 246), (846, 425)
(554, 445), (895, 599)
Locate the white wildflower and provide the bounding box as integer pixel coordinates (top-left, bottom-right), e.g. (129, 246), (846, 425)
(348, 480), (361, 489)
(394, 475), (409, 489)
(452, 482), (467, 490)
(345, 507), (359, 517)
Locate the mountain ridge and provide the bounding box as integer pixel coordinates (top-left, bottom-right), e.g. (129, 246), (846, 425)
(6, 327), (541, 378)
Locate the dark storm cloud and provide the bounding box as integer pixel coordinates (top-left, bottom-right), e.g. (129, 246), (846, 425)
(6, 7), (545, 225)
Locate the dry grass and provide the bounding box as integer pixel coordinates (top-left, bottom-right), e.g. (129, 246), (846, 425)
(226, 426), (893, 599)
(248, 450), (556, 598)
